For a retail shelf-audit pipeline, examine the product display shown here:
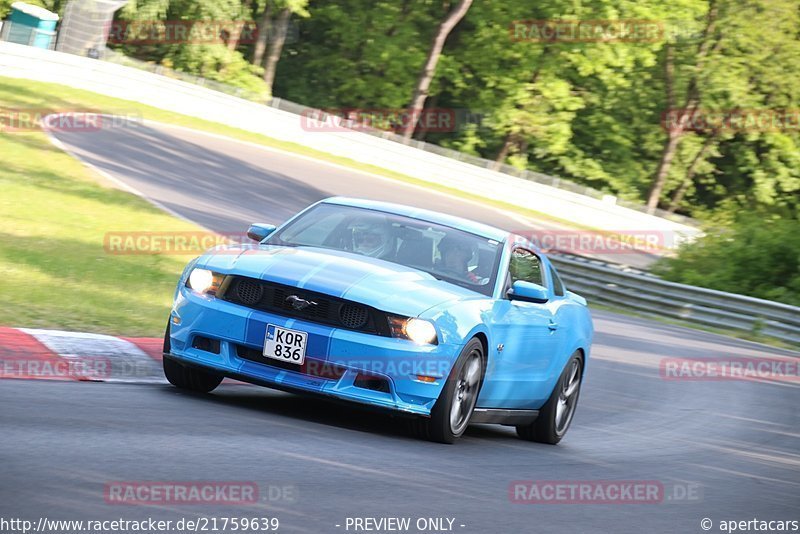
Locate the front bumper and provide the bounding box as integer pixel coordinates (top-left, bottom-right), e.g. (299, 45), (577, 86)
(167, 286), (461, 416)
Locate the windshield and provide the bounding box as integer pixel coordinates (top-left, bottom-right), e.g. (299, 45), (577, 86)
(265, 203), (503, 296)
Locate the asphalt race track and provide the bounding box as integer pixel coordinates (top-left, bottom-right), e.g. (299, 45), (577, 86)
(1, 122), (797, 534)
(47, 121), (657, 268)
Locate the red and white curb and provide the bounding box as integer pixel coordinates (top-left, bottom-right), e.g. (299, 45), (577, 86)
(0, 327), (165, 384)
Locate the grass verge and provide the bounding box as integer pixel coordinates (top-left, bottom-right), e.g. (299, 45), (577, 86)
(0, 82), (206, 335)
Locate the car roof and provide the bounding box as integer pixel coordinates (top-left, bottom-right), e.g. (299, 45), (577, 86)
(321, 197), (510, 242)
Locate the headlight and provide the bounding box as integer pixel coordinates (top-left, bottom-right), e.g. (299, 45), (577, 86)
(187, 268), (224, 295)
(388, 316), (438, 345)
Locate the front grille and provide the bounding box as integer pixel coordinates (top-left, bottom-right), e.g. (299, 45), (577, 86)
(340, 303), (368, 329)
(222, 276), (389, 336)
(272, 286), (330, 319)
(236, 278), (263, 305)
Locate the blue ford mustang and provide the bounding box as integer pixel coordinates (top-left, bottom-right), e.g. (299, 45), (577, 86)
(164, 197), (593, 443)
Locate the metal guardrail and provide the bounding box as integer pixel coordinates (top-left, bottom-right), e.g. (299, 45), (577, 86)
(551, 255), (800, 346)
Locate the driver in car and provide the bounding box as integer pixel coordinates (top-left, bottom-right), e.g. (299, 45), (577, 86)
(437, 235), (481, 283)
(351, 221), (391, 258)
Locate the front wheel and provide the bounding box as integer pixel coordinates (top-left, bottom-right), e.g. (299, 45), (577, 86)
(516, 351), (583, 444)
(163, 322), (222, 393)
(413, 338), (484, 444)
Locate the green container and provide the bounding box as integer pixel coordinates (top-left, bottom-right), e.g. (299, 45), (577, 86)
(6, 2), (58, 49)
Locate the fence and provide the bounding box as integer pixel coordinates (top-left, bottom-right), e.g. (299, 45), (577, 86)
(551, 255), (800, 346)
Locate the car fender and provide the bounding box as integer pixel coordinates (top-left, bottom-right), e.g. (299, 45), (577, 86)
(421, 299), (492, 346)
(419, 299), (493, 383)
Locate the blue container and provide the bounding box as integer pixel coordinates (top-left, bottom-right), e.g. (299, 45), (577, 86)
(5, 2), (58, 49)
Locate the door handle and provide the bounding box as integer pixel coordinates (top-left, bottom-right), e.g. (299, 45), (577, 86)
(548, 320), (558, 331)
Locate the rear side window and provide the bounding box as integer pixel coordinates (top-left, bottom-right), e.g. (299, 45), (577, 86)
(549, 265), (565, 297)
(509, 248), (543, 286)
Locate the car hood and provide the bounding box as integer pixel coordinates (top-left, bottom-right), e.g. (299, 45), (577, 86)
(197, 245), (481, 317)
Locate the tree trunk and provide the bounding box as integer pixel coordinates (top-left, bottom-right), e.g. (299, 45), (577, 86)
(226, 20), (244, 51)
(667, 134), (716, 213)
(412, 94), (439, 141)
(666, 171), (692, 214)
(645, 1), (718, 213)
(252, 3), (272, 66)
(646, 43), (677, 214)
(492, 134), (514, 170)
(401, 0), (473, 141)
(647, 129), (682, 214)
(262, 7), (291, 95)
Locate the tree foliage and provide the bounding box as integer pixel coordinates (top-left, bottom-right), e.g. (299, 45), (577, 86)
(653, 213), (800, 306)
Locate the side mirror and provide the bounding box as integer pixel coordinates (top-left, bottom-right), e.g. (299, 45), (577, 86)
(508, 280), (549, 303)
(247, 223), (276, 242)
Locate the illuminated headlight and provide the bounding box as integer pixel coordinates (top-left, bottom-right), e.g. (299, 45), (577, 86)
(187, 268), (224, 295)
(388, 316), (438, 345)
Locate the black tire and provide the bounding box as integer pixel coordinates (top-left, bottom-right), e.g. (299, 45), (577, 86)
(162, 322), (222, 393)
(413, 338), (484, 444)
(516, 351), (583, 444)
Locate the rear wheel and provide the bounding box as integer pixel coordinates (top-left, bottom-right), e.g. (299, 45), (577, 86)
(516, 351), (583, 444)
(413, 338), (484, 444)
(163, 322), (222, 393)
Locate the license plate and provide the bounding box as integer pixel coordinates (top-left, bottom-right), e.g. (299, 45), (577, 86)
(263, 324), (307, 365)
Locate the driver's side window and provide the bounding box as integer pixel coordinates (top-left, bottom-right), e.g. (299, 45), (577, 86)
(509, 248), (543, 286)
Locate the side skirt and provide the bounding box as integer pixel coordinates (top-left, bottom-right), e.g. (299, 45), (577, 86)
(470, 408), (539, 426)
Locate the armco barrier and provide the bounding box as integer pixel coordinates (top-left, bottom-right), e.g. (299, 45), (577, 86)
(551, 256), (800, 346)
(0, 42), (699, 242)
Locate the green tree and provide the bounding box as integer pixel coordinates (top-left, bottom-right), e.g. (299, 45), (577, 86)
(653, 213), (800, 305)
(113, 0), (269, 97)
(645, 0), (800, 214)
(401, 0), (472, 140)
(274, 1), (445, 109)
(250, 0), (309, 96)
